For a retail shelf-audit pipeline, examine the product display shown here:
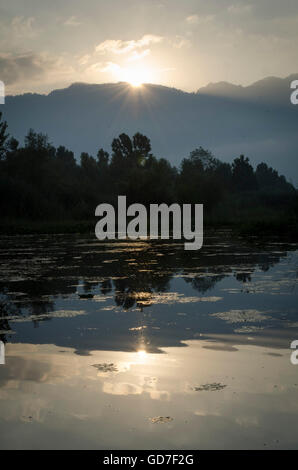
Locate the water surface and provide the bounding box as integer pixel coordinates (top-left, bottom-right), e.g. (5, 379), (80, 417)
(0, 232), (297, 449)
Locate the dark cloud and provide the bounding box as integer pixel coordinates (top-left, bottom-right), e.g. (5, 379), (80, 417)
(0, 53), (49, 85)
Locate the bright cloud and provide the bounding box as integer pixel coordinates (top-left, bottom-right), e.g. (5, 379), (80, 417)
(127, 49), (150, 62)
(64, 16), (81, 26)
(78, 54), (91, 66)
(98, 62), (121, 73)
(185, 14), (214, 25)
(95, 34), (163, 55)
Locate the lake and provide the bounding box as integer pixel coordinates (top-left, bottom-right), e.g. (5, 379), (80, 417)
(0, 231), (298, 449)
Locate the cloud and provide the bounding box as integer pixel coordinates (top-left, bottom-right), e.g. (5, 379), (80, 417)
(186, 14), (199, 24)
(0, 53), (47, 85)
(227, 4), (253, 15)
(78, 54), (91, 66)
(185, 14), (214, 25)
(64, 16), (81, 26)
(86, 61), (121, 74)
(171, 36), (192, 49)
(127, 49), (150, 62)
(0, 52), (73, 89)
(138, 34), (163, 47)
(100, 62), (121, 73)
(11, 16), (38, 39)
(95, 34), (163, 55)
(95, 39), (134, 55)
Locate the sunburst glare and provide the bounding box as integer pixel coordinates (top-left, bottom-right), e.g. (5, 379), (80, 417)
(121, 66), (155, 87)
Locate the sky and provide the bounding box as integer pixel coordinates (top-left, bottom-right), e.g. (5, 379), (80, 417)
(0, 0), (298, 95)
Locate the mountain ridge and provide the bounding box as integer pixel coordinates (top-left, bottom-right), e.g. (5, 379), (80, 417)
(6, 73), (298, 99)
(2, 74), (298, 184)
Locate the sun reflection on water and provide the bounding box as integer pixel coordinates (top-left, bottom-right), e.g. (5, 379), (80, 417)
(136, 349), (148, 362)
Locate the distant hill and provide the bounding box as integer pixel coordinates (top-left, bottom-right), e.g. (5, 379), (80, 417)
(197, 75), (298, 106)
(2, 75), (298, 184)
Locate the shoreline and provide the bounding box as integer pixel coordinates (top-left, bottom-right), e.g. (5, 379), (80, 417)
(0, 217), (297, 238)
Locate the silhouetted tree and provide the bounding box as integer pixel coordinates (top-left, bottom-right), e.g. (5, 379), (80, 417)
(0, 120), (296, 225)
(97, 148), (109, 170)
(232, 155), (257, 191)
(56, 146), (76, 166)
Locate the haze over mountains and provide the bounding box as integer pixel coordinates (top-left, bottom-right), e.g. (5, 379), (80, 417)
(2, 74), (298, 185)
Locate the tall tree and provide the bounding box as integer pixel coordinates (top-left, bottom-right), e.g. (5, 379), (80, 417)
(232, 154), (257, 191)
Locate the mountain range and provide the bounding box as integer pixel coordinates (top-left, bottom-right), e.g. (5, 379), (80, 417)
(2, 74), (298, 185)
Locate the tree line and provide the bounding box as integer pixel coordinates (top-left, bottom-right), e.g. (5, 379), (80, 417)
(0, 112), (297, 224)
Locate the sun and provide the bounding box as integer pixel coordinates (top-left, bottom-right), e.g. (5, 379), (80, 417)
(128, 77), (143, 87)
(122, 66), (153, 87)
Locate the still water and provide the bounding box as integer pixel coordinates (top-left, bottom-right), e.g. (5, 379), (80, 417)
(0, 232), (297, 449)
